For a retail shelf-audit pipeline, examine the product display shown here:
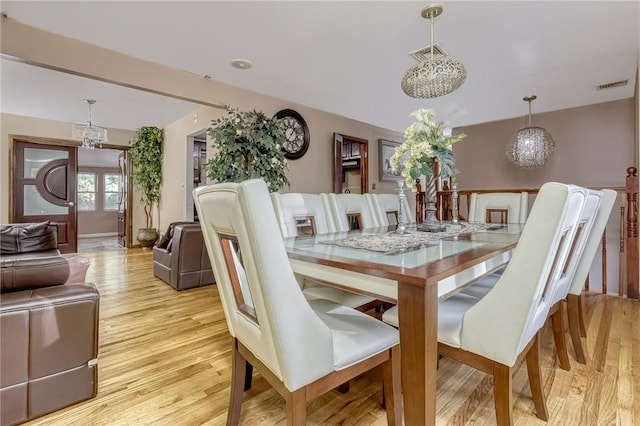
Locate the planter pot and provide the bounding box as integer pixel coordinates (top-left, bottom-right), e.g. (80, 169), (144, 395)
(137, 228), (159, 248)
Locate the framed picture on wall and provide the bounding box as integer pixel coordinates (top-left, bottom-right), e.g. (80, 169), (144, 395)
(379, 139), (404, 181)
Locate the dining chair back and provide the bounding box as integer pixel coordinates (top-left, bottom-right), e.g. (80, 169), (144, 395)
(271, 192), (334, 237)
(548, 188), (602, 307)
(194, 179), (401, 425)
(468, 192), (529, 224)
(435, 182), (585, 425)
(462, 183), (585, 365)
(565, 189), (617, 363)
(367, 193), (414, 226)
(270, 192), (377, 310)
(327, 193), (382, 231)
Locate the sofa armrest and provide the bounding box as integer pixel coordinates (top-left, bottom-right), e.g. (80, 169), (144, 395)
(61, 254), (91, 284)
(1, 255), (91, 293)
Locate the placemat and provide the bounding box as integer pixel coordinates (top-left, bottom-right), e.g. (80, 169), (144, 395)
(319, 223), (495, 254)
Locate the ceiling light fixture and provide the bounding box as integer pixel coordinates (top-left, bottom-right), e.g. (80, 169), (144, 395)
(401, 4), (466, 99)
(506, 95), (555, 168)
(72, 99), (108, 150)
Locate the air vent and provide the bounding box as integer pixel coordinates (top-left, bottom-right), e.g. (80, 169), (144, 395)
(409, 43), (447, 62)
(597, 79), (628, 90)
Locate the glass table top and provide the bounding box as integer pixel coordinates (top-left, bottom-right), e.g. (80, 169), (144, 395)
(285, 222), (524, 269)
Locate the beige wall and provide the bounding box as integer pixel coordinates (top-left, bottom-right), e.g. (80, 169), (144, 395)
(0, 113), (147, 233)
(161, 104), (404, 229)
(454, 98), (634, 190)
(453, 98), (636, 294)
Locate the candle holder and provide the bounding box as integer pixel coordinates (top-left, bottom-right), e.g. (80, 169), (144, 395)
(395, 180), (410, 234)
(447, 183), (463, 231)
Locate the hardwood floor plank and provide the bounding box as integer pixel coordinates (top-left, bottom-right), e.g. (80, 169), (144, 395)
(21, 249), (640, 425)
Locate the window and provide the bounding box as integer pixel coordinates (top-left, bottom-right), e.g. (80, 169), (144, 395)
(77, 172), (96, 211)
(104, 173), (121, 211)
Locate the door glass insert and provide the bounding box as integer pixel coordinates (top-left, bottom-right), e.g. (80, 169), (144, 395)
(23, 185), (68, 215)
(23, 148), (68, 179)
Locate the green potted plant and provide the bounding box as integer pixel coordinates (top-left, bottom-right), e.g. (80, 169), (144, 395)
(130, 126), (163, 247)
(205, 109), (289, 191)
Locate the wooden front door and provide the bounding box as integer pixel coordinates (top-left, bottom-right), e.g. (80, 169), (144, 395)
(11, 140), (78, 253)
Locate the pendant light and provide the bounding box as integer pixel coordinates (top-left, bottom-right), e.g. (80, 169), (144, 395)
(401, 4), (467, 99)
(72, 99), (108, 150)
(506, 95), (555, 168)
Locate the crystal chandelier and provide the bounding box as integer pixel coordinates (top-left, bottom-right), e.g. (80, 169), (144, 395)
(506, 95), (555, 168)
(72, 99), (108, 149)
(401, 4), (466, 99)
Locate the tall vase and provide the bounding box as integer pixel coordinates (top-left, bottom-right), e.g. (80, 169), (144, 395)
(421, 169), (444, 232)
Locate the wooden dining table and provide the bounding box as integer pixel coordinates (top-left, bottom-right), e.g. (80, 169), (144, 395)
(284, 224), (523, 425)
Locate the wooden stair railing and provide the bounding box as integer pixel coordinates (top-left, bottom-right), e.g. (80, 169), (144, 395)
(414, 167), (638, 300)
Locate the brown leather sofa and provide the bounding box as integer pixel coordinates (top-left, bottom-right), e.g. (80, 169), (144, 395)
(152, 222), (215, 291)
(0, 222), (100, 426)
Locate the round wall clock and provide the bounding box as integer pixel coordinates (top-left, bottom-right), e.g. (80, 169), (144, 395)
(274, 109), (310, 160)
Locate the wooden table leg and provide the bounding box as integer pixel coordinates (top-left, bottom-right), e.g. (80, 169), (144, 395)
(398, 281), (438, 425)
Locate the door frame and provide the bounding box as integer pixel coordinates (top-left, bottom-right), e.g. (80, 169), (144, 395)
(8, 134), (133, 249)
(333, 132), (369, 194)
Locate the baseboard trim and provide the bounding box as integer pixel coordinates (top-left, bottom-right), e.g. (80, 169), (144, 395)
(79, 232), (118, 239)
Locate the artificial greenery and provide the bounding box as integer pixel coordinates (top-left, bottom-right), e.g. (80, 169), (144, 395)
(130, 126), (163, 230)
(390, 108), (466, 192)
(205, 109), (290, 191)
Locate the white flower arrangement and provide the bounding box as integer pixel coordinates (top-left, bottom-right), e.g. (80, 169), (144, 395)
(389, 108), (466, 192)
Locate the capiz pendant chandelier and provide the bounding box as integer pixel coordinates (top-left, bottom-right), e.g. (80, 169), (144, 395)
(506, 95), (555, 168)
(72, 99), (108, 150)
(401, 4), (466, 99)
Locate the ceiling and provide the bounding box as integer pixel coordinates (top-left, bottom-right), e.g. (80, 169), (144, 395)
(1, 1), (638, 133)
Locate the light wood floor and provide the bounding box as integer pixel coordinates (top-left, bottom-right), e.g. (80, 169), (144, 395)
(24, 248), (639, 425)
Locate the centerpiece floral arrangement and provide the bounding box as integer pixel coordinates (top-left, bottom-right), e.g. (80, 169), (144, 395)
(205, 109), (290, 191)
(389, 108), (466, 192)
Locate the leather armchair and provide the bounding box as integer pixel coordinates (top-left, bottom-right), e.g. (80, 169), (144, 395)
(152, 223), (215, 291)
(0, 222), (99, 426)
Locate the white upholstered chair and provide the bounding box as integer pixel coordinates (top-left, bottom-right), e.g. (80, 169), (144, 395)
(468, 192), (529, 224)
(366, 193), (414, 226)
(544, 188), (601, 370)
(565, 189), (617, 363)
(386, 183), (586, 425)
(194, 180), (402, 425)
(271, 192), (377, 310)
(327, 193), (382, 231)
(459, 187), (599, 371)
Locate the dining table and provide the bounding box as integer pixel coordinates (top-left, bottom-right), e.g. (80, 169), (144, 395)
(284, 222), (524, 425)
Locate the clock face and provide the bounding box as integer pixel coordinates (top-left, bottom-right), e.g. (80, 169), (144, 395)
(274, 109), (310, 160)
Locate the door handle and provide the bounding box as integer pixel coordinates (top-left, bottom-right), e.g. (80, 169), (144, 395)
(66, 201), (75, 207)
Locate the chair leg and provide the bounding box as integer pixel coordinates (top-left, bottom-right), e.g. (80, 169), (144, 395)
(336, 382), (350, 393)
(578, 293), (587, 337)
(525, 333), (549, 421)
(228, 339), (247, 426)
(493, 362), (514, 426)
(285, 389), (307, 426)
(381, 346), (402, 426)
(567, 294), (587, 364)
(243, 362), (253, 391)
(550, 305), (571, 371)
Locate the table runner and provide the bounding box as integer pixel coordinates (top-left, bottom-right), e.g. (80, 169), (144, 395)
(319, 223), (497, 254)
